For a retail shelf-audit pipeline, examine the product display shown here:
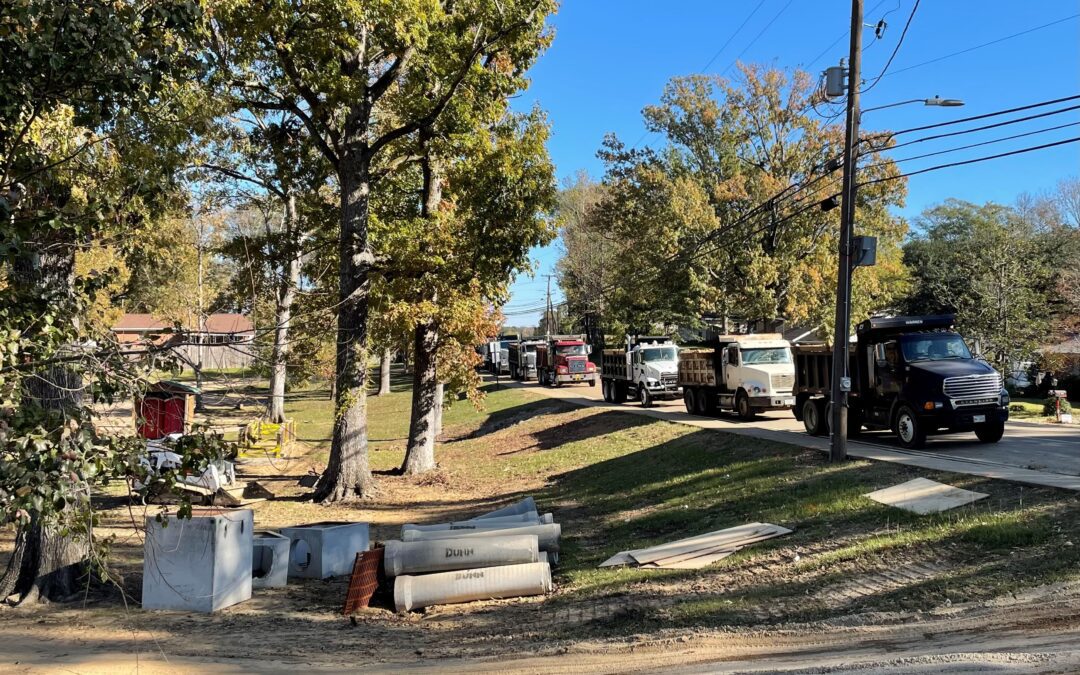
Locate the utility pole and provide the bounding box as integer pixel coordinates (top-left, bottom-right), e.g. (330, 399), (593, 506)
(543, 274), (555, 337)
(829, 0), (863, 462)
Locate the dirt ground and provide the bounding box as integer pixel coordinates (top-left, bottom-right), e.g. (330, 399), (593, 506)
(4, 378), (1080, 673)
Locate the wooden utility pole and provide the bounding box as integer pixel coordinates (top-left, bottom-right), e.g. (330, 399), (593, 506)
(829, 0), (863, 462)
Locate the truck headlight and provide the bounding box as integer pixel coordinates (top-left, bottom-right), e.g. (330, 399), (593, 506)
(557, 366), (568, 374)
(1001, 391), (1010, 406)
(647, 378), (658, 385)
(752, 386), (762, 395)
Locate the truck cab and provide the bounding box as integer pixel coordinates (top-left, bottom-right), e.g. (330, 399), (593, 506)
(856, 317), (1008, 447)
(536, 335), (597, 387)
(509, 339), (543, 380)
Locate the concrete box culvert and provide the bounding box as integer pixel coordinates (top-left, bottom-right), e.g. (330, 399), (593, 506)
(402, 512), (553, 535)
(252, 531), (290, 589)
(394, 561), (552, 612)
(471, 497), (536, 520)
(401, 522), (560, 552)
(279, 521), (370, 579)
(384, 535), (540, 577)
(142, 509), (253, 613)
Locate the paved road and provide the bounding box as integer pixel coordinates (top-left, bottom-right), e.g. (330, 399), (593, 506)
(498, 377), (1080, 491)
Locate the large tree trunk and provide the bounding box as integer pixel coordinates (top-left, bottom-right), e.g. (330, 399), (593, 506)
(401, 322), (439, 474)
(314, 149), (376, 501)
(434, 381), (444, 438)
(377, 348), (392, 396)
(0, 252), (89, 604)
(266, 195), (300, 424)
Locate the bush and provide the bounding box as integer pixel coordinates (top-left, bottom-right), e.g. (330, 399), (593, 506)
(1043, 397), (1073, 416)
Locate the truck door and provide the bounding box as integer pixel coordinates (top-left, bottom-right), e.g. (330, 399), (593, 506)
(869, 341), (902, 422)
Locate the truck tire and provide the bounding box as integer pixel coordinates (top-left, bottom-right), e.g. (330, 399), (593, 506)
(802, 398), (825, 436)
(894, 405), (927, 449)
(975, 420), (1005, 443)
(736, 391), (755, 420)
(588, 379), (595, 387)
(601, 380), (610, 401)
(614, 383), (627, 404)
(683, 388), (696, 414)
(695, 388), (710, 415)
(639, 385), (653, 408)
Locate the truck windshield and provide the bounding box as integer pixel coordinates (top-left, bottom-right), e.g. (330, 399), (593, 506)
(901, 334), (972, 362)
(741, 347), (792, 365)
(556, 345), (587, 356)
(499, 341), (513, 349)
(641, 346), (677, 362)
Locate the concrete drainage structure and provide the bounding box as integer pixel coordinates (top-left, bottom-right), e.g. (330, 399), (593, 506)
(394, 561), (552, 612)
(279, 521), (370, 579)
(402, 522), (560, 552)
(384, 535), (540, 577)
(142, 509), (253, 613)
(252, 531), (290, 589)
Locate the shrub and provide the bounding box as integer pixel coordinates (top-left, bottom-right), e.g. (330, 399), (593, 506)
(1043, 396), (1073, 416)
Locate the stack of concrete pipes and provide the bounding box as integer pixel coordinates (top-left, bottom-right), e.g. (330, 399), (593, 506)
(387, 496), (559, 612)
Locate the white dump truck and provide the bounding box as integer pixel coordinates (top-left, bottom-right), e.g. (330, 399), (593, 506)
(678, 333), (796, 418)
(600, 335), (681, 407)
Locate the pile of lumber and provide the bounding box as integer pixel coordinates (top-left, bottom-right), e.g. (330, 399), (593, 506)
(599, 522), (791, 570)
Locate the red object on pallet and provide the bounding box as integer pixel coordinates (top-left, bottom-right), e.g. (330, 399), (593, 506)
(343, 545), (384, 614)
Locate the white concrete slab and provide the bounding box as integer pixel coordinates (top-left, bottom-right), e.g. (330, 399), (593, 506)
(864, 477), (988, 515)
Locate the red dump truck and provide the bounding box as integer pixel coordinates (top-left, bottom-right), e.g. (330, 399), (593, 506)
(535, 334), (596, 387)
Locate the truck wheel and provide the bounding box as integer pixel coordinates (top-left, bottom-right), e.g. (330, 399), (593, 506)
(802, 398), (824, 436)
(614, 383), (627, 404)
(588, 379), (596, 388)
(736, 391), (755, 420)
(695, 388), (710, 415)
(639, 386), (653, 408)
(894, 405), (927, 449)
(603, 380), (613, 402)
(683, 388), (696, 414)
(975, 420), (1005, 443)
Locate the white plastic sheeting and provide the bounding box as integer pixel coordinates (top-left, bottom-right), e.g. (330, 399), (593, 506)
(401, 522), (560, 552)
(471, 497), (536, 520)
(394, 561), (552, 611)
(384, 535), (540, 577)
(401, 513), (553, 535)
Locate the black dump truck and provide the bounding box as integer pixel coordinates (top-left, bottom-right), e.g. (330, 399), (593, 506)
(793, 315), (1009, 448)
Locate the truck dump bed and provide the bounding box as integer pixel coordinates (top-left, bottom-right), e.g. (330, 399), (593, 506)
(600, 350), (628, 380)
(678, 348), (719, 387)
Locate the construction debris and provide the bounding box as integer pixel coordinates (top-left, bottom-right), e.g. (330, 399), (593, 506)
(599, 522), (792, 570)
(395, 562), (552, 612)
(384, 535), (540, 577)
(864, 477), (988, 514)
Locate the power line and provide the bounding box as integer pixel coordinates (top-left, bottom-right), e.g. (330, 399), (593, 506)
(700, 0), (767, 72)
(878, 102), (1080, 153)
(860, 0), (919, 93)
(804, 0), (889, 68)
(878, 120), (1080, 167)
(878, 13), (1080, 79)
(717, 0), (795, 77)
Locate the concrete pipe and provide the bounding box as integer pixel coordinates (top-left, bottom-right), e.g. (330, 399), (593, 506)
(472, 497), (536, 520)
(383, 535), (540, 577)
(402, 513), (553, 534)
(401, 522), (561, 552)
(394, 562), (552, 612)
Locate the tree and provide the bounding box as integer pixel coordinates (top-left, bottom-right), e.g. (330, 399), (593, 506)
(555, 172), (613, 349)
(902, 199), (1059, 370)
(387, 111), (558, 475)
(0, 0), (205, 603)
(211, 0), (557, 500)
(569, 65), (908, 341)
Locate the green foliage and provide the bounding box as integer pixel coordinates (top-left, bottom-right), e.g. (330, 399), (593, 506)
(903, 199), (1063, 369)
(562, 65), (908, 339)
(1043, 397), (1072, 416)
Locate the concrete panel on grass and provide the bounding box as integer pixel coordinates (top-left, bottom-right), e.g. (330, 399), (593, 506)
(142, 509), (253, 613)
(252, 531), (290, 589)
(864, 477), (988, 514)
(280, 521), (370, 579)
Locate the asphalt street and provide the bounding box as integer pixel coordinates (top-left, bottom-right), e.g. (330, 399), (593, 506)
(495, 375), (1080, 490)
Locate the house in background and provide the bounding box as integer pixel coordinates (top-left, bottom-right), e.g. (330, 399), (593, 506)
(111, 312), (257, 371)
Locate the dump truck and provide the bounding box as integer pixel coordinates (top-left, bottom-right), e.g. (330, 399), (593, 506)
(508, 339), (544, 381)
(485, 335), (518, 375)
(600, 336), (680, 407)
(535, 334), (596, 387)
(678, 333), (796, 419)
(793, 314), (1008, 448)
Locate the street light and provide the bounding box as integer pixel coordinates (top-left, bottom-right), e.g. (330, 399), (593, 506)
(827, 5), (965, 464)
(861, 97), (965, 114)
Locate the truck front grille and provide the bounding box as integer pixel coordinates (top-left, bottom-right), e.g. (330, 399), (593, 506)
(770, 373), (794, 391)
(943, 373), (1001, 404)
(661, 373), (677, 386)
(568, 359), (586, 374)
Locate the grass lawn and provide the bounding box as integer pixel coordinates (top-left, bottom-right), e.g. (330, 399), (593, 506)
(1010, 396), (1075, 422)
(270, 367), (1080, 632)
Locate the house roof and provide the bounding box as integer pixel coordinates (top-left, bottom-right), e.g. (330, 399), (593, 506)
(112, 313), (254, 335)
(1044, 335), (1080, 355)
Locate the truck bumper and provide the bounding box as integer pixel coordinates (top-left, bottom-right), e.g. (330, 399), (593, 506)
(647, 384), (682, 400)
(556, 373), (596, 385)
(924, 405), (1009, 431)
(750, 395), (796, 410)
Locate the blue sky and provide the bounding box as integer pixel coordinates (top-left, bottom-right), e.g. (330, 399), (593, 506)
(502, 0), (1080, 326)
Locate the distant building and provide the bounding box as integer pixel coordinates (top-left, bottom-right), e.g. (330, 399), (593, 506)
(111, 313), (256, 370)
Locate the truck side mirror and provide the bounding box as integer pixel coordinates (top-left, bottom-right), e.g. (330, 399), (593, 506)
(586, 345), (592, 355)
